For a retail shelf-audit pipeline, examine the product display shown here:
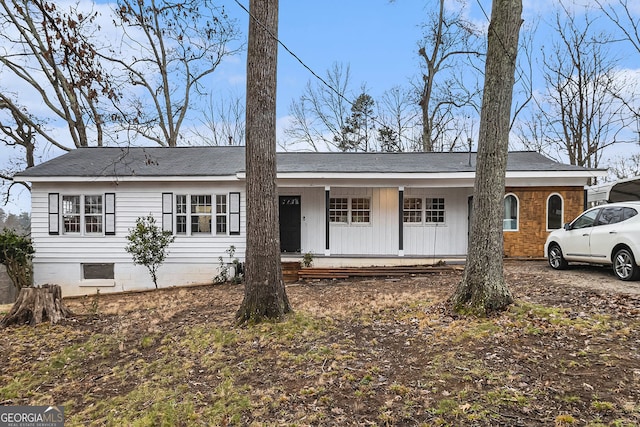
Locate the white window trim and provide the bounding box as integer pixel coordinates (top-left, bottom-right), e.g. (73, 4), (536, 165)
(173, 193), (230, 236)
(546, 193), (564, 231)
(329, 196), (372, 226)
(58, 194), (108, 236)
(503, 193), (519, 232)
(424, 197), (447, 226)
(403, 196), (447, 226)
(402, 197), (423, 225)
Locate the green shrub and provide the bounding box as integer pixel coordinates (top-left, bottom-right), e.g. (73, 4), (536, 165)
(125, 214), (175, 288)
(0, 228), (34, 289)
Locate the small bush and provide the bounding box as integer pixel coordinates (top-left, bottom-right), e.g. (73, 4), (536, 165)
(125, 214), (175, 289)
(0, 228), (34, 289)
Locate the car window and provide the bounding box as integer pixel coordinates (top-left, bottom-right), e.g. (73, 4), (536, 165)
(596, 207), (624, 225)
(623, 207), (638, 221)
(571, 208), (600, 229)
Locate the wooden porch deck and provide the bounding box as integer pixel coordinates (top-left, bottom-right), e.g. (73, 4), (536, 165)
(282, 262), (459, 282)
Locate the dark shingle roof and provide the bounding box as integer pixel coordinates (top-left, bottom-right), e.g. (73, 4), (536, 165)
(15, 146), (597, 178)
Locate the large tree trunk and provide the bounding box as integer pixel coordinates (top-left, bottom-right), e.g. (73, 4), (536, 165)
(451, 0), (522, 315)
(236, 0), (291, 324)
(1, 285), (72, 327)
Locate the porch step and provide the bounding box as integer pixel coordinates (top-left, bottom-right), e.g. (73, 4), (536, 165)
(282, 261), (302, 283)
(296, 265), (457, 280)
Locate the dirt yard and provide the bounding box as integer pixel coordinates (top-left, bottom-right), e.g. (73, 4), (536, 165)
(1, 260), (639, 426)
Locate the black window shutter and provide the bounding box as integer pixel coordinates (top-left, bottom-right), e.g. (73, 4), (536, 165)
(229, 192), (240, 235)
(162, 193), (173, 233)
(48, 193), (59, 235)
(105, 193), (116, 235)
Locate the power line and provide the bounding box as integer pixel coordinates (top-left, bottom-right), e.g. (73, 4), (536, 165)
(232, 0), (350, 106)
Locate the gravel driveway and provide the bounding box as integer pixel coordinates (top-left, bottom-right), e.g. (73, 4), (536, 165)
(505, 259), (640, 295)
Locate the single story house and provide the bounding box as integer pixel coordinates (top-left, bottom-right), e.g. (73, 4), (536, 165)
(14, 146), (605, 296)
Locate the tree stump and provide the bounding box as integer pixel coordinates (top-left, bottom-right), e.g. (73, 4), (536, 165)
(1, 284), (73, 327)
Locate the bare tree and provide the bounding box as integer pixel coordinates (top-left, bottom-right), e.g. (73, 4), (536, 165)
(0, 101), (35, 196)
(596, 0), (640, 122)
(417, 0), (484, 152)
(0, 0), (116, 151)
(193, 91), (245, 146)
(519, 4), (631, 172)
(596, 0), (640, 56)
(106, 0), (240, 147)
(0, 0), (118, 205)
(376, 86), (421, 152)
(607, 152), (640, 180)
(451, 0), (522, 315)
(236, 0), (291, 324)
(283, 62), (353, 151)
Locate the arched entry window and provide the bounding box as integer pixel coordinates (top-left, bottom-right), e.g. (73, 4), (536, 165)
(503, 194), (518, 231)
(547, 193), (563, 230)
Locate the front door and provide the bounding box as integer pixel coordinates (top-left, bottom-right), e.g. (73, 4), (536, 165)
(279, 196), (301, 253)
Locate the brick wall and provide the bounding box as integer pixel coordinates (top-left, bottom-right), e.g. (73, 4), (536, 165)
(503, 186), (585, 258)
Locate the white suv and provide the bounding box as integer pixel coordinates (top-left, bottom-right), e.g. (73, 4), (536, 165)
(544, 201), (640, 281)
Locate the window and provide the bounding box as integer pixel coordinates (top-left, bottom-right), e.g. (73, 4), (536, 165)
(329, 197), (371, 224)
(176, 195), (187, 234)
(351, 198), (370, 223)
(547, 194), (563, 230)
(82, 263), (114, 280)
(425, 198), (445, 223)
(172, 193), (231, 236)
(624, 207), (638, 221)
(53, 194), (113, 235)
(191, 195), (212, 233)
(503, 194), (518, 231)
(403, 198), (422, 223)
(84, 195), (103, 233)
(571, 208), (600, 229)
(597, 207), (625, 226)
(62, 195), (81, 233)
(329, 198), (349, 223)
(216, 195), (227, 234)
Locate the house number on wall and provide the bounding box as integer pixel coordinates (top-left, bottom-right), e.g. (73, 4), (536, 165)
(281, 198), (300, 205)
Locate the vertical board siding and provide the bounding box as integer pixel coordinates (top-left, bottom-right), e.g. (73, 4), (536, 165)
(327, 187), (399, 255)
(402, 188), (472, 257)
(279, 187), (326, 255)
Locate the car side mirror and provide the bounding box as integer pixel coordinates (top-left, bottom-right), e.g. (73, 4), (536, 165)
(564, 223), (571, 231)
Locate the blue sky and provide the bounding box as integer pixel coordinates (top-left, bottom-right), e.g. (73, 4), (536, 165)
(2, 0), (640, 214)
(213, 0), (431, 116)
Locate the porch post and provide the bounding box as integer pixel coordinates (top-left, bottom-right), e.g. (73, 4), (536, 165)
(325, 186), (331, 256)
(398, 186), (404, 256)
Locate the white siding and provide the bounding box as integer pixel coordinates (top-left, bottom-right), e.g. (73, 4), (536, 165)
(328, 187), (399, 256)
(30, 179), (474, 296)
(31, 181), (246, 296)
(403, 188), (472, 256)
(278, 186), (472, 257)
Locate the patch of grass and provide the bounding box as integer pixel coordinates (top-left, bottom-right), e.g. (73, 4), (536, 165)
(591, 400), (615, 412)
(555, 414), (577, 425)
(484, 388), (529, 408)
(559, 395), (582, 404)
(140, 334), (156, 348)
(389, 382), (411, 396)
(3, 268), (640, 426)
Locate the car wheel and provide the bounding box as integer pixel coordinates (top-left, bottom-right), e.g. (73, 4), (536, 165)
(548, 244), (568, 270)
(613, 248), (640, 281)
